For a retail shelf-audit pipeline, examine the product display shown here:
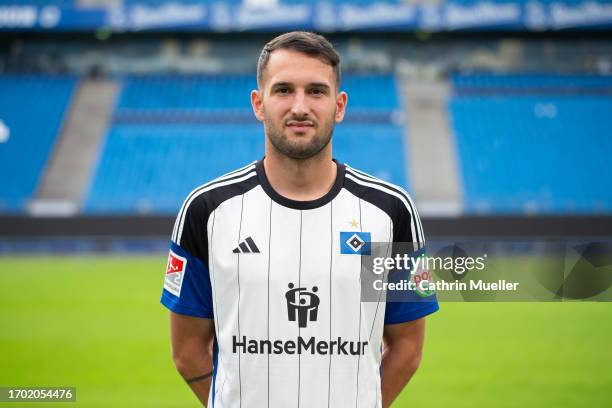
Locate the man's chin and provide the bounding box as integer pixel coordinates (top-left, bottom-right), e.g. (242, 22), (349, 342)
(273, 140), (321, 160)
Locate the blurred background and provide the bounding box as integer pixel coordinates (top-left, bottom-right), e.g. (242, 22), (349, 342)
(0, 0), (611, 407)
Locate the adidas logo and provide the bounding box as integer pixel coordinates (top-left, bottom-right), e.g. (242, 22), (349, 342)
(233, 237), (260, 254)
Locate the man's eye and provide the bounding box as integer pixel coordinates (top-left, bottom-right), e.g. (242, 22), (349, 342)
(277, 88), (290, 94)
(310, 89), (324, 95)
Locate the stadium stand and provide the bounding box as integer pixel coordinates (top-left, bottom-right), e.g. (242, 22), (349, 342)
(115, 74), (401, 111)
(84, 124), (263, 213)
(0, 75), (77, 212)
(450, 73), (612, 215)
(117, 75), (255, 111)
(84, 74), (409, 214)
(335, 124), (408, 186)
(453, 73), (612, 93)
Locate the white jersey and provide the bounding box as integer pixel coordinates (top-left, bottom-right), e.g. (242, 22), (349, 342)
(161, 159), (438, 408)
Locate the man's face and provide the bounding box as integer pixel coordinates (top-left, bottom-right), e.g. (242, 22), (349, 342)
(251, 49), (347, 160)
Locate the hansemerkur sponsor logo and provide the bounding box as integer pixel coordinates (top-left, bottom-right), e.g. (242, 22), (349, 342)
(232, 282), (368, 356)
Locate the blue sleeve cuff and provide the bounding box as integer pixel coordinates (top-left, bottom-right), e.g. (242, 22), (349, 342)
(384, 301), (439, 325)
(161, 292), (214, 318)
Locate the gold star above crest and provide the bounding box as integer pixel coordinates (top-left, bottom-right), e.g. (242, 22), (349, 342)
(349, 218), (359, 228)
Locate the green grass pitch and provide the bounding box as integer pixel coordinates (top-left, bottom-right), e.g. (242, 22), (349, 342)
(0, 257), (611, 407)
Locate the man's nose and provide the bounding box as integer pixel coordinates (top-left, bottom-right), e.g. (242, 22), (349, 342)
(291, 90), (309, 116)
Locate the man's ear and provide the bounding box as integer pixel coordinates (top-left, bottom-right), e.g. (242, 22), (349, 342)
(251, 89), (265, 122)
(335, 91), (348, 123)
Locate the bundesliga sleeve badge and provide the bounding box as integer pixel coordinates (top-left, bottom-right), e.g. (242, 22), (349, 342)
(164, 249), (187, 297)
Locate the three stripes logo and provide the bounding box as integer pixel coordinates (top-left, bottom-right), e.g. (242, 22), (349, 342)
(233, 237), (260, 254)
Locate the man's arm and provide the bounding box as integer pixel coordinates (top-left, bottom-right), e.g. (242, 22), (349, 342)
(381, 317), (426, 408)
(170, 311), (215, 406)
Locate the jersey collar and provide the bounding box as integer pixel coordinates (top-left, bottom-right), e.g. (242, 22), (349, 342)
(256, 157), (346, 210)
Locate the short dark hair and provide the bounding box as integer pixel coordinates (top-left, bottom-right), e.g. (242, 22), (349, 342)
(257, 31), (341, 89)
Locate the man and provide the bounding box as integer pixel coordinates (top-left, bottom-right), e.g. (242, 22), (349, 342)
(161, 31), (438, 407)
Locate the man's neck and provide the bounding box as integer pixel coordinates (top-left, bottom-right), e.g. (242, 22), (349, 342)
(263, 148), (337, 202)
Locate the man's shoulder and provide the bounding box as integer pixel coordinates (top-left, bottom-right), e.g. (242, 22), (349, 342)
(171, 161), (259, 244)
(343, 164), (424, 244)
(343, 164), (417, 214)
(179, 161), (260, 215)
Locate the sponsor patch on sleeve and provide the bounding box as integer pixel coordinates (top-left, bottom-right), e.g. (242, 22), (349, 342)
(164, 249), (187, 297)
(412, 269), (434, 298)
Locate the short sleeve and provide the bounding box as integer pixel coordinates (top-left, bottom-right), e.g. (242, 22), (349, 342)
(161, 241), (214, 318)
(161, 197), (213, 318)
(385, 195), (439, 325)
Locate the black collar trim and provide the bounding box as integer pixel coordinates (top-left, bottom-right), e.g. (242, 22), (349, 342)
(256, 157), (345, 210)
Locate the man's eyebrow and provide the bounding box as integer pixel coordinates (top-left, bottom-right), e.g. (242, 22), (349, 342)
(269, 82), (331, 90)
(270, 81), (293, 89)
(308, 82), (331, 89)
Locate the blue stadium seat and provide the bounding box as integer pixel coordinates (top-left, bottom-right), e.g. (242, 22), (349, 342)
(117, 74), (256, 112)
(450, 74), (612, 215)
(453, 73), (612, 91)
(84, 124), (264, 214)
(341, 73), (400, 110)
(335, 124), (408, 188)
(84, 73), (409, 214)
(0, 75), (77, 212)
(116, 73), (399, 112)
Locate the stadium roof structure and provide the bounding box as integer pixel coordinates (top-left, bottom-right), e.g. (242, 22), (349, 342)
(0, 0), (611, 32)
